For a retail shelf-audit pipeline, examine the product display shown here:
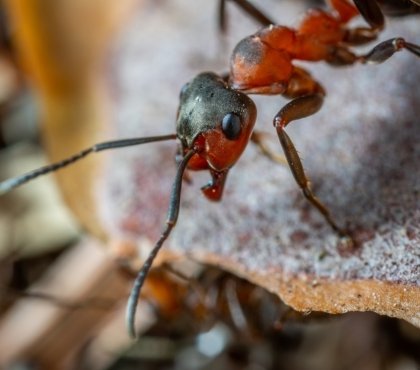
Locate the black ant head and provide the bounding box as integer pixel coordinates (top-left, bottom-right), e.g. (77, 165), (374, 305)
(176, 72), (257, 171)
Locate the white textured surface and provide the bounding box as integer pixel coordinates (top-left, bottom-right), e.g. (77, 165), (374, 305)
(100, 0), (420, 285)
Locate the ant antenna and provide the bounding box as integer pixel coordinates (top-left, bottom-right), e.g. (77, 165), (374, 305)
(126, 148), (196, 339)
(0, 134), (177, 195)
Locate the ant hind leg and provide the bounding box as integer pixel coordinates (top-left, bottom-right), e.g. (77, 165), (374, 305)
(360, 38), (420, 64)
(342, 0), (384, 44)
(352, 0), (385, 31)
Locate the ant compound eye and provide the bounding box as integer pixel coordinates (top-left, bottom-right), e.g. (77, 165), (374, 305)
(221, 113), (242, 140)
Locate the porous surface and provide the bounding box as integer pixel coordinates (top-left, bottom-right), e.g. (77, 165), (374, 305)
(100, 1), (420, 325)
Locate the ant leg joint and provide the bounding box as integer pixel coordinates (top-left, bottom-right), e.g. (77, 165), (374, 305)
(273, 116), (286, 128)
(326, 46), (358, 66)
(273, 94), (324, 129)
(359, 37), (420, 64)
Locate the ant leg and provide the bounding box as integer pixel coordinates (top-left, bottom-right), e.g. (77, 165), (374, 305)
(337, 0), (384, 44)
(273, 95), (348, 236)
(224, 279), (249, 332)
(218, 0), (228, 33)
(251, 131), (287, 165)
(359, 38), (420, 64)
(380, 1), (420, 15)
(353, 0), (384, 31)
(218, 0), (275, 33)
(0, 134), (177, 195)
(126, 148), (196, 338)
(325, 37), (420, 66)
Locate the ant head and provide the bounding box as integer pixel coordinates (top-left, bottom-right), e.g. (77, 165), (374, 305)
(176, 72), (257, 171)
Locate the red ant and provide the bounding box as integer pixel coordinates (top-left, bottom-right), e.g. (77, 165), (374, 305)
(0, 0), (418, 338)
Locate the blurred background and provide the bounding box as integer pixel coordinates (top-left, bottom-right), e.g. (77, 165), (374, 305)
(0, 0), (419, 369)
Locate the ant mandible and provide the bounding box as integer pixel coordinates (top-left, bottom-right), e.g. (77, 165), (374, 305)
(0, 0), (418, 338)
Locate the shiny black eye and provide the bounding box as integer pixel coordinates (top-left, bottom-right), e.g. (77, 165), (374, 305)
(221, 113), (242, 140)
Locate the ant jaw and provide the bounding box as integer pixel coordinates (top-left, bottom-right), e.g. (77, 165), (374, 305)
(201, 169), (228, 202)
(201, 184), (223, 201)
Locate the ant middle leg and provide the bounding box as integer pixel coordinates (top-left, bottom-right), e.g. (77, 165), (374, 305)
(273, 70), (348, 237)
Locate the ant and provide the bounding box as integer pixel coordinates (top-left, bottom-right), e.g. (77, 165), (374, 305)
(140, 265), (291, 339)
(0, 0), (418, 338)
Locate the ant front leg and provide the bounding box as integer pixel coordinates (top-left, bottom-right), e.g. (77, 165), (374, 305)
(273, 71), (348, 237)
(274, 99), (348, 237)
(251, 131), (287, 166)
